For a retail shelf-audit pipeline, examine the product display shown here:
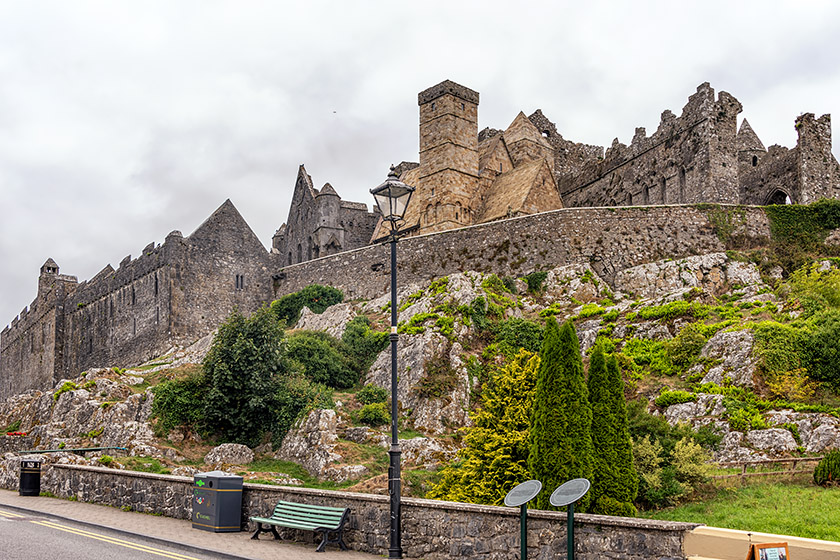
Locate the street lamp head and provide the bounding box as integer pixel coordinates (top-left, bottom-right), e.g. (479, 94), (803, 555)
(371, 165), (415, 225)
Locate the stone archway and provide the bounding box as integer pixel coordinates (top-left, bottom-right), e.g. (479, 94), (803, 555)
(765, 190), (791, 205)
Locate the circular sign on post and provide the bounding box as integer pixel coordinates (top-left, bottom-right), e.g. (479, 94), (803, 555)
(549, 478), (591, 507)
(504, 479), (542, 507)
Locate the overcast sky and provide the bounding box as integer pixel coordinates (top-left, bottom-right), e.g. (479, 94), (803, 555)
(2, 0), (840, 326)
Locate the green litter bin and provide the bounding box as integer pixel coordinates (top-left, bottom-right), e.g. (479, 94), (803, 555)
(191, 470), (243, 533)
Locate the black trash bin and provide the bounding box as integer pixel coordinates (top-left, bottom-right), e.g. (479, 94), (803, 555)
(19, 459), (41, 496)
(191, 470), (243, 533)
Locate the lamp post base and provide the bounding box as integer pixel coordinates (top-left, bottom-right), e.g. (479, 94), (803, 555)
(388, 445), (402, 558)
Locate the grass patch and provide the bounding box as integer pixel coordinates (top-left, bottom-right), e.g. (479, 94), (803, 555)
(118, 456), (170, 475)
(642, 481), (840, 541)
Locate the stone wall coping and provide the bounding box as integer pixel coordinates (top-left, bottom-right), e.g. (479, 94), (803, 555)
(53, 464), (701, 533)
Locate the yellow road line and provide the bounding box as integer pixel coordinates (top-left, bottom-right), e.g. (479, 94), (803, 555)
(0, 509), (25, 518)
(31, 520), (202, 560)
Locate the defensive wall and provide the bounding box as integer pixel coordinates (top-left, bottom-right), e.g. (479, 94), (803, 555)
(7, 463), (698, 559)
(0, 200), (272, 400)
(272, 203), (772, 300)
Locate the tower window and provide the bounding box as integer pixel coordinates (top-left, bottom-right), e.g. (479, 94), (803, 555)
(752, 155), (758, 167)
(431, 102), (436, 110)
(235, 274), (245, 290)
(461, 102), (465, 110)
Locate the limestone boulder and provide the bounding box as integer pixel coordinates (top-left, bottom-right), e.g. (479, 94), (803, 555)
(400, 437), (460, 470)
(692, 329), (758, 387)
(715, 432), (769, 463)
(745, 428), (798, 456)
(275, 409), (367, 483)
(664, 394), (725, 425)
(295, 302), (357, 338)
(613, 252), (764, 299)
(204, 443), (255, 466)
(366, 332), (471, 435)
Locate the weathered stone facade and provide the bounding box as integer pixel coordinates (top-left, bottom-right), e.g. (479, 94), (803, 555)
(3, 463), (698, 559)
(1, 200), (272, 399)
(272, 165), (380, 265)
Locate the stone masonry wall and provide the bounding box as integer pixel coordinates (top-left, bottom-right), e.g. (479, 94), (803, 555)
(273, 204), (771, 300)
(18, 464), (697, 559)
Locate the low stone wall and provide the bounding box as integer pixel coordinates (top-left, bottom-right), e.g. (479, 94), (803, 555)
(272, 204), (771, 300)
(10, 463), (698, 559)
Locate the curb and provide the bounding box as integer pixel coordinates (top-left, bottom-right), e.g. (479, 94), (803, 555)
(0, 502), (252, 560)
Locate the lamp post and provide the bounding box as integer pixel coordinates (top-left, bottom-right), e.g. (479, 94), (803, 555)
(370, 165), (415, 559)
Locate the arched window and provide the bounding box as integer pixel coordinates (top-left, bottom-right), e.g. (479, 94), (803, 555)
(297, 244), (302, 263)
(288, 252), (292, 265)
(752, 155), (758, 167)
(679, 168), (686, 203)
(766, 190), (791, 205)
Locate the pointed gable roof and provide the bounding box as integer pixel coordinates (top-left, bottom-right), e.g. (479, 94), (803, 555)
(737, 119), (766, 152)
(504, 111), (551, 148)
(188, 199), (266, 252)
(477, 159), (562, 223)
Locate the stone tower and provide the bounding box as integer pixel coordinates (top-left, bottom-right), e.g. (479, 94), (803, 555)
(417, 80), (480, 232)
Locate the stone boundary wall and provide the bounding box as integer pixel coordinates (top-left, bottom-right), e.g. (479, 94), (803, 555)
(273, 204), (771, 300)
(14, 464), (698, 559)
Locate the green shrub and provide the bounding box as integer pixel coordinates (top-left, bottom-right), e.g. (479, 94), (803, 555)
(53, 381), (78, 401)
(623, 338), (677, 376)
(671, 437), (712, 487)
(270, 284), (343, 326)
(469, 297), (490, 331)
(593, 495), (637, 517)
(151, 367), (208, 436)
(97, 455), (114, 466)
(654, 390), (697, 408)
(341, 316), (389, 372)
(814, 449), (840, 486)
(637, 301), (706, 322)
(523, 271), (548, 294)
(285, 331), (358, 389)
(356, 384), (388, 405)
(578, 303), (605, 318)
(4, 419), (21, 432)
(666, 323), (708, 367)
(273, 374), (334, 445)
(358, 403), (390, 426)
(428, 351), (539, 505)
(492, 318), (543, 356)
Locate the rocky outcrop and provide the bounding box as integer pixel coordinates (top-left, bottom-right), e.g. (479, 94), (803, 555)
(295, 303), (357, 337)
(275, 409), (367, 483)
(664, 394), (726, 426)
(765, 410), (840, 453)
(366, 332), (470, 435)
(691, 329), (758, 387)
(613, 252), (766, 300)
(204, 443), (254, 466)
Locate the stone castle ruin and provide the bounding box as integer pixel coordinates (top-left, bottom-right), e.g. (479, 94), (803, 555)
(2, 80), (839, 398)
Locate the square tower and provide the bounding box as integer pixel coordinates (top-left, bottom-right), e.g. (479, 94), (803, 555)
(417, 80), (480, 232)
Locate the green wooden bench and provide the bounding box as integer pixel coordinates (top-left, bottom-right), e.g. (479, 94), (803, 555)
(250, 500), (351, 552)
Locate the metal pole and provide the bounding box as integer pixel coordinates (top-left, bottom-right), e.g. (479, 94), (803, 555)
(520, 503), (527, 560)
(567, 503), (574, 560)
(388, 234), (402, 559)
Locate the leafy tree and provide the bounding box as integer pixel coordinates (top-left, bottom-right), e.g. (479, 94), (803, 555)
(588, 346), (638, 515)
(428, 350), (539, 505)
(285, 330), (359, 388)
(528, 318), (593, 511)
(202, 306), (288, 446)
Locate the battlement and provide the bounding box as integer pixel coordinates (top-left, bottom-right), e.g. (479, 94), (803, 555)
(418, 80), (480, 106)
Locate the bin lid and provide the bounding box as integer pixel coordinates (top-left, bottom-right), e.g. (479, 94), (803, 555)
(195, 470), (242, 478)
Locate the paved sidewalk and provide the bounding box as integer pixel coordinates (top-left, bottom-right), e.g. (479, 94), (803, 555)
(0, 490), (381, 560)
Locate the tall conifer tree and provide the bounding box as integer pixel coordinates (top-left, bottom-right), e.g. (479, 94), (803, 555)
(589, 345), (638, 515)
(528, 317), (593, 511)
